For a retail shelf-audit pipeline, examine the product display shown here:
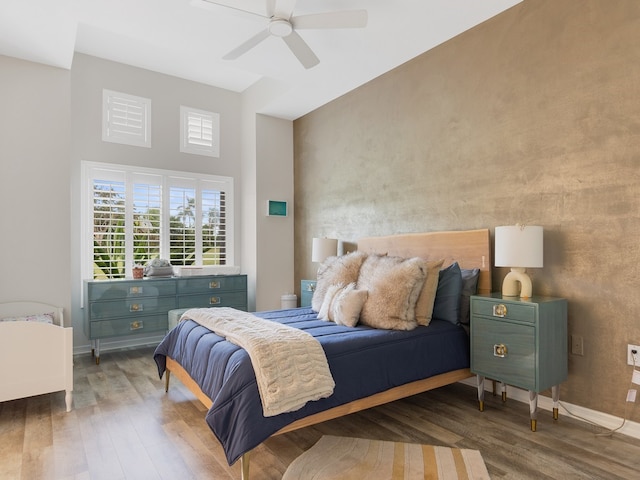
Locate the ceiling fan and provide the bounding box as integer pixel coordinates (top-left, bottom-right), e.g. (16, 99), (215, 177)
(203, 0), (368, 69)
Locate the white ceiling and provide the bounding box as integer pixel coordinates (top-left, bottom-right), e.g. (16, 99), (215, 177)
(0, 0), (521, 120)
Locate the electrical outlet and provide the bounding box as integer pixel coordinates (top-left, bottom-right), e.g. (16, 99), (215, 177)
(571, 335), (584, 356)
(627, 344), (640, 366)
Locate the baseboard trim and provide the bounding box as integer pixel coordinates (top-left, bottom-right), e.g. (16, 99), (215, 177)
(73, 334), (165, 356)
(460, 377), (640, 440)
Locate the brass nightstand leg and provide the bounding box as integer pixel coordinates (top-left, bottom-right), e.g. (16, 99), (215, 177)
(501, 382), (507, 402)
(529, 390), (538, 431)
(479, 400), (484, 412)
(165, 370), (171, 393)
(552, 385), (560, 421)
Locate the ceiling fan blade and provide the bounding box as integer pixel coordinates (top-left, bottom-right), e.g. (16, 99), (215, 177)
(223, 28), (271, 60)
(292, 10), (368, 29)
(274, 0), (298, 19)
(282, 31), (319, 69)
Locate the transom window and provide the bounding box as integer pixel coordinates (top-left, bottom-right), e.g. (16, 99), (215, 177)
(82, 162), (233, 279)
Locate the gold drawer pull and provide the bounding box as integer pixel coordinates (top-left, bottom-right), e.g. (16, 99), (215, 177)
(130, 320), (144, 330)
(493, 304), (507, 317)
(210, 296), (221, 305)
(130, 303), (143, 312)
(130, 286), (143, 295)
(209, 281), (220, 289)
(494, 344), (508, 357)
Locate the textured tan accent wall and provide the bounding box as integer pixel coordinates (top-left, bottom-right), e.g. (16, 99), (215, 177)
(294, 0), (640, 419)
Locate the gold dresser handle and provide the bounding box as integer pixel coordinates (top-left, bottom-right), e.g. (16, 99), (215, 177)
(129, 286), (143, 295)
(209, 281), (220, 289)
(493, 304), (507, 317)
(130, 303), (143, 312)
(210, 296), (221, 305)
(130, 320), (144, 330)
(494, 344), (508, 357)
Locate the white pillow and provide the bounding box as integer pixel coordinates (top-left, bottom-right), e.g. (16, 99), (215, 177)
(330, 283), (368, 327)
(312, 251), (368, 312)
(318, 284), (343, 320)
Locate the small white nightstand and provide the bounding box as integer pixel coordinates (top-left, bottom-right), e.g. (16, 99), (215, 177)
(470, 293), (567, 431)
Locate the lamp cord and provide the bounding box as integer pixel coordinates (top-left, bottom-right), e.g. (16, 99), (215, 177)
(557, 355), (636, 437)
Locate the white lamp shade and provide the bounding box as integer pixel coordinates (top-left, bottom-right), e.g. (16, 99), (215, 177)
(312, 237), (338, 263)
(494, 225), (543, 268)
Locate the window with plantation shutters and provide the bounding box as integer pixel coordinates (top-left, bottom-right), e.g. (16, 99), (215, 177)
(102, 90), (151, 148)
(180, 106), (220, 157)
(83, 162), (233, 280)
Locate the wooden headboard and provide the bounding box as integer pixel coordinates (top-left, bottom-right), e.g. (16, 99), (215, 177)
(356, 229), (492, 294)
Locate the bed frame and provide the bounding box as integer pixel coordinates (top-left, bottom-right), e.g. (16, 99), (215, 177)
(0, 301), (73, 412)
(164, 228), (491, 479)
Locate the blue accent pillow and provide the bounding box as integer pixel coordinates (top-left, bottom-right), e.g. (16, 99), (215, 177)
(459, 268), (481, 326)
(432, 262), (463, 325)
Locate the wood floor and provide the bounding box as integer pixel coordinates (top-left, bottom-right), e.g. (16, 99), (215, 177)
(2, 346), (640, 480)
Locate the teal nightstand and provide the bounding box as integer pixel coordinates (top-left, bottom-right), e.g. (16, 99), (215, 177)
(301, 280), (317, 308)
(470, 293), (567, 431)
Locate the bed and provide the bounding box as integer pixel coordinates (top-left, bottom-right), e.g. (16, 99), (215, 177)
(154, 228), (491, 479)
(0, 301), (73, 412)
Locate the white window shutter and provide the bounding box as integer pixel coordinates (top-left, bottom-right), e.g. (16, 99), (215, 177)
(180, 106), (220, 157)
(103, 90), (151, 148)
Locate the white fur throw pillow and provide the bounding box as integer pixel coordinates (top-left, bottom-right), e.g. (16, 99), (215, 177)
(357, 254), (427, 330)
(312, 251), (368, 312)
(330, 283), (368, 327)
(415, 259), (445, 326)
(318, 284), (343, 320)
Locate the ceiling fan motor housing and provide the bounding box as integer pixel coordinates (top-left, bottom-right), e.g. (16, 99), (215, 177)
(269, 19), (293, 37)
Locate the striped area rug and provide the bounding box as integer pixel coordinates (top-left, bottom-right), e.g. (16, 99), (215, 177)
(282, 435), (490, 479)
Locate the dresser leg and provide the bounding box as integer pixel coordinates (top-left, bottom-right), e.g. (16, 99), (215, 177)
(529, 390), (538, 431)
(501, 382), (507, 402)
(165, 370), (171, 393)
(95, 339), (101, 365)
(476, 375), (485, 411)
(552, 385), (560, 420)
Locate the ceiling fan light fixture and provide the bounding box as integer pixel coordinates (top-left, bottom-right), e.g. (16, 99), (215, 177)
(269, 18), (293, 37)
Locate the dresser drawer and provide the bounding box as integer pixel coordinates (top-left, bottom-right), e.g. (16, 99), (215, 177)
(471, 316), (536, 390)
(88, 281), (176, 301)
(177, 275), (247, 294)
(177, 291), (248, 309)
(472, 297), (536, 323)
(89, 314), (168, 339)
(89, 296), (177, 320)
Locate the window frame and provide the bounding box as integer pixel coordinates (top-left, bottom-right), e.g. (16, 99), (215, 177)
(180, 105), (220, 158)
(102, 89), (152, 148)
(81, 161), (234, 280)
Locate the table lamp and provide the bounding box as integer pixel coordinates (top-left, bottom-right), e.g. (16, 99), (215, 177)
(494, 225), (543, 298)
(312, 237), (338, 263)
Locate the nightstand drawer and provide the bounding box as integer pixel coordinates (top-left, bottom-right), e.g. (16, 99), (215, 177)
(472, 297), (536, 323)
(89, 314), (168, 338)
(471, 316), (536, 390)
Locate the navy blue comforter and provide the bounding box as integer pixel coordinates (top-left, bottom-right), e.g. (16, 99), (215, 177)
(153, 307), (469, 465)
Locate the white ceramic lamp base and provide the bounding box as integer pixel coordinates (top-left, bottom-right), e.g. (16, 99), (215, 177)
(502, 267), (533, 298)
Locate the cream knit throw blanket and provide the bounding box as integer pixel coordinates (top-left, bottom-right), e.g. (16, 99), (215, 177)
(181, 307), (335, 417)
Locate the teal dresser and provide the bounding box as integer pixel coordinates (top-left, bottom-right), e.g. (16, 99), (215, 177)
(84, 274), (247, 364)
(300, 279), (317, 308)
(470, 293), (567, 431)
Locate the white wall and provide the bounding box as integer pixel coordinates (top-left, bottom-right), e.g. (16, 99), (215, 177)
(0, 55), (72, 316)
(1, 52), (295, 353)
